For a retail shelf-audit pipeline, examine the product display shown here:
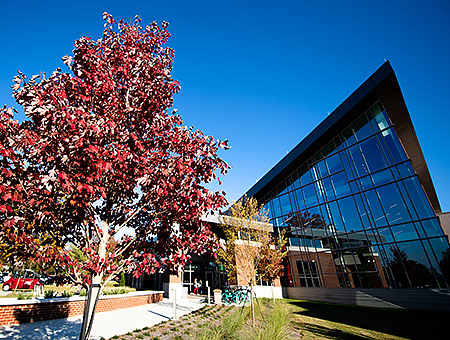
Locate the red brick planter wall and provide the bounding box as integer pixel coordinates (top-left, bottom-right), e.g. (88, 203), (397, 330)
(0, 291), (163, 326)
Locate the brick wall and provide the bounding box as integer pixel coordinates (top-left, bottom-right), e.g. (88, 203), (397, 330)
(0, 291), (163, 326)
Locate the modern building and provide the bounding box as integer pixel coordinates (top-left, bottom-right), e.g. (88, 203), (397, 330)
(244, 61), (450, 290)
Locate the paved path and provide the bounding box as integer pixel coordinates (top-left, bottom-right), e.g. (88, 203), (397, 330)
(0, 297), (205, 340)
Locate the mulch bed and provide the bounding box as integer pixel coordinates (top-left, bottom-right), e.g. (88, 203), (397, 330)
(108, 304), (237, 340)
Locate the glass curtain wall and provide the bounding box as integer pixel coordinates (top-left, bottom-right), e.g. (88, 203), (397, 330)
(262, 103), (450, 289)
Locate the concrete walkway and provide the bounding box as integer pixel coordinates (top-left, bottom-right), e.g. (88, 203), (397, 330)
(0, 297), (206, 340)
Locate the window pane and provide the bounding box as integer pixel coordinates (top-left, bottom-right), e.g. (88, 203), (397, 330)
(317, 160), (328, 178)
(359, 176), (374, 190)
(377, 227), (395, 244)
(349, 145), (369, 177)
(340, 151), (355, 180)
(272, 197), (282, 218)
(322, 177), (335, 201)
(372, 168), (393, 187)
(342, 127), (356, 146)
(427, 237), (450, 287)
(314, 181), (326, 204)
(331, 172), (350, 198)
(380, 128), (407, 164)
(303, 184), (318, 207)
(328, 201), (345, 231)
(377, 184), (411, 225)
(391, 223), (419, 242)
(298, 164), (312, 186)
(338, 197), (364, 232)
(397, 181), (418, 220)
(403, 177), (435, 219)
(422, 240), (448, 288)
(279, 193), (292, 215)
(395, 162), (415, 179)
(354, 194), (372, 230)
(421, 218), (444, 238)
(353, 114), (373, 141)
(414, 222), (427, 239)
(396, 241), (436, 288)
(364, 190), (387, 227)
(326, 153), (343, 174)
(360, 136), (388, 174)
(292, 188), (305, 211)
(372, 106), (390, 132)
(382, 244), (410, 288)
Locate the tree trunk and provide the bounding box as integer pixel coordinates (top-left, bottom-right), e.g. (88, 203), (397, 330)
(79, 278), (102, 340)
(272, 281), (275, 304)
(250, 281), (255, 326)
(79, 221), (109, 340)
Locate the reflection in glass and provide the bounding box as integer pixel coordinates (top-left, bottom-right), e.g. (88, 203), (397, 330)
(353, 114), (373, 141)
(396, 241), (435, 288)
(331, 172), (350, 198)
(279, 193), (291, 216)
(364, 190), (387, 227)
(377, 184), (411, 225)
(349, 145), (369, 177)
(421, 219), (444, 238)
(360, 136), (388, 173)
(338, 197), (363, 232)
(380, 128), (407, 164)
(303, 184), (318, 207)
(428, 237), (450, 285)
(403, 177), (435, 219)
(271, 102), (449, 290)
(391, 223), (418, 242)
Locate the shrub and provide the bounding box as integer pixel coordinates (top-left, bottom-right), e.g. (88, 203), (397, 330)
(61, 290), (74, 298)
(44, 290), (56, 299)
(17, 292), (33, 300)
(119, 272), (126, 287)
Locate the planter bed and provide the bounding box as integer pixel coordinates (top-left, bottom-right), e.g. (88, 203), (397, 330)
(0, 290), (163, 326)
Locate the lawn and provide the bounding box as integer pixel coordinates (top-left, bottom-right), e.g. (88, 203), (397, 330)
(286, 299), (449, 340)
(105, 299), (449, 340)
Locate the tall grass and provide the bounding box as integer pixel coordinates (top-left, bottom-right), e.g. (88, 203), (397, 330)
(195, 309), (246, 340)
(250, 300), (291, 340)
(195, 299), (292, 340)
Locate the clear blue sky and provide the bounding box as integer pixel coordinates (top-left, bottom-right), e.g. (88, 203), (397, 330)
(1, 1), (449, 212)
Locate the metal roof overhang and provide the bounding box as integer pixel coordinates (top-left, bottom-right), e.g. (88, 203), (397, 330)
(244, 61), (441, 214)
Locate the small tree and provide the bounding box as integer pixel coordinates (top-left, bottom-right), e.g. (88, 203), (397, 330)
(217, 196), (286, 325)
(0, 13), (229, 340)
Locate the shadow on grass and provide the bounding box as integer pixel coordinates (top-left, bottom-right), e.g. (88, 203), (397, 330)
(301, 323), (372, 340)
(286, 299), (450, 340)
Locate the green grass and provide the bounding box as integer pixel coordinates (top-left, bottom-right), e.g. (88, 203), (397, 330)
(286, 299), (450, 340)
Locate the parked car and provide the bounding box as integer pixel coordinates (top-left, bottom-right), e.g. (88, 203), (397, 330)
(39, 273), (56, 285)
(2, 269), (44, 291)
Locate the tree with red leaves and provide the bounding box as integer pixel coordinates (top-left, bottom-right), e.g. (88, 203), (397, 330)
(0, 13), (229, 339)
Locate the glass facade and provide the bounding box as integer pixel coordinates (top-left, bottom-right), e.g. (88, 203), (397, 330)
(261, 103), (450, 289)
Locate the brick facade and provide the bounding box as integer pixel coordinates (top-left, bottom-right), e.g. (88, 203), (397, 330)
(0, 291), (163, 326)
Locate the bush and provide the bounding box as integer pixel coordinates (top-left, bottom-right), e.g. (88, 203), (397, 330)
(61, 290), (74, 298)
(119, 272), (126, 287)
(44, 290), (56, 299)
(103, 287), (135, 295)
(17, 292), (33, 300)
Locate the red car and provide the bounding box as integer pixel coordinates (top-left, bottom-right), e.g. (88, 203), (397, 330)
(2, 270), (44, 291)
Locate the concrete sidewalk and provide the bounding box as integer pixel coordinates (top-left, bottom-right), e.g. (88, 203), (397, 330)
(0, 297), (206, 340)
